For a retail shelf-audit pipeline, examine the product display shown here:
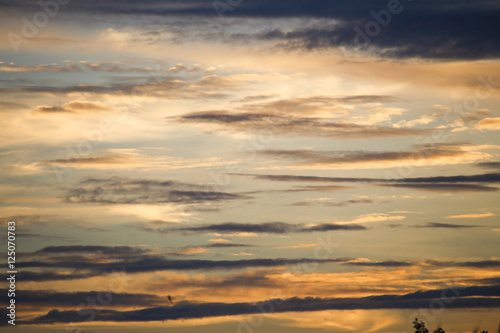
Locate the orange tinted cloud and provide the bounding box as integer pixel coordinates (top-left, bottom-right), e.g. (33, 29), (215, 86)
(446, 212), (495, 219)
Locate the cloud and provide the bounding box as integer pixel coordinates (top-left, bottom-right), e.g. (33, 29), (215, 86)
(395, 115), (436, 128)
(274, 243), (320, 249)
(236, 172), (500, 184)
(234, 173), (382, 183)
(172, 94), (428, 140)
(2, 1), (500, 60)
(235, 94), (280, 103)
(8, 290), (165, 308)
(39, 149), (233, 171)
(467, 277), (500, 286)
(206, 243), (254, 248)
(230, 252), (254, 256)
(0, 72), (244, 100)
(5, 271), (98, 282)
(13, 245), (355, 281)
(236, 2), (500, 60)
(25, 285), (500, 324)
(175, 221), (366, 234)
(234, 171), (500, 192)
(393, 173), (500, 183)
(34, 100), (113, 113)
(291, 198), (373, 207)
(300, 223), (367, 232)
(445, 212), (495, 219)
(415, 222), (483, 229)
(335, 213), (405, 225)
(34, 245), (149, 257)
(0, 60), (184, 73)
(476, 117), (500, 130)
(380, 173), (500, 192)
(43, 155), (136, 166)
(261, 143), (490, 169)
(0, 62), (82, 73)
(240, 95), (394, 114)
(175, 222), (293, 234)
(476, 162), (500, 170)
(175, 109), (426, 139)
(8, 232), (69, 240)
(343, 259), (413, 267)
(14, 256), (351, 280)
(171, 247), (210, 255)
(64, 177), (246, 205)
(0, 101), (28, 112)
(11, 245), (500, 284)
(250, 19), (500, 60)
(208, 238), (231, 243)
(426, 260), (500, 268)
(282, 185), (354, 192)
(382, 183), (498, 192)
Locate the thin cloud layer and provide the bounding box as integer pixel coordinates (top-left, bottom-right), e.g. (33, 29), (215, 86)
(291, 198), (373, 207)
(261, 143), (490, 168)
(0, 71), (243, 100)
(175, 221), (366, 234)
(176, 110), (427, 138)
(414, 222), (483, 229)
(64, 177), (245, 205)
(174, 95), (429, 139)
(235, 171), (500, 192)
(34, 100), (113, 113)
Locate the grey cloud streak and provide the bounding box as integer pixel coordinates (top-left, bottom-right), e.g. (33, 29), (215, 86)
(291, 199), (374, 207)
(0, 73), (237, 100)
(260, 144), (479, 166)
(64, 177), (246, 205)
(237, 171), (500, 184)
(175, 110), (426, 139)
(8, 243), (500, 283)
(174, 221), (366, 234)
(414, 222), (483, 229)
(233, 170), (500, 192)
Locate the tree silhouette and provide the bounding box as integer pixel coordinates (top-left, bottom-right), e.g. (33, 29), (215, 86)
(413, 318), (429, 333)
(412, 318), (494, 333)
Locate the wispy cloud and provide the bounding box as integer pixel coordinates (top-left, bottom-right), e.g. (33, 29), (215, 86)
(273, 243), (320, 249)
(235, 172), (500, 192)
(445, 212), (495, 219)
(476, 117), (500, 130)
(175, 221), (366, 234)
(64, 177), (246, 205)
(383, 183), (498, 192)
(170, 247), (210, 255)
(34, 100), (113, 113)
(335, 213), (405, 225)
(174, 97), (428, 139)
(414, 222), (483, 229)
(291, 198), (373, 207)
(0, 71), (245, 100)
(261, 143), (490, 169)
(476, 162), (500, 170)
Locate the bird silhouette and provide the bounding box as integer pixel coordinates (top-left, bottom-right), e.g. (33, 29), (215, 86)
(167, 295), (173, 304)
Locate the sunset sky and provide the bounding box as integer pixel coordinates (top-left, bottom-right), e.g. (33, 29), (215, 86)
(0, 1), (499, 332)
